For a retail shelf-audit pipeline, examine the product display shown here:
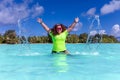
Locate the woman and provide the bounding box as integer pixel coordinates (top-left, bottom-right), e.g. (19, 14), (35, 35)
(37, 17), (79, 54)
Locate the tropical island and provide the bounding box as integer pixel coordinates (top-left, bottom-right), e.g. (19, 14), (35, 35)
(0, 30), (119, 44)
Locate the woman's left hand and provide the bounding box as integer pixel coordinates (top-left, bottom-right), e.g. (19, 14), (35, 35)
(74, 17), (79, 23)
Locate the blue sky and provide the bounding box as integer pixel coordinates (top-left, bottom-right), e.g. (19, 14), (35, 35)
(0, 0), (120, 37)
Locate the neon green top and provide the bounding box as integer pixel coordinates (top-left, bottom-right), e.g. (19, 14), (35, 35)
(49, 30), (68, 52)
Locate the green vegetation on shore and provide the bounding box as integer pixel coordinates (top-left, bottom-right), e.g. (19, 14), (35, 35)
(0, 30), (119, 44)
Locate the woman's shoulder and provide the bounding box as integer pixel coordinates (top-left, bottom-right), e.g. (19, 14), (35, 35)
(63, 30), (67, 32)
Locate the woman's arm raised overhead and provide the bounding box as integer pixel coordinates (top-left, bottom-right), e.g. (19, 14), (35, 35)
(37, 18), (50, 32)
(67, 17), (79, 32)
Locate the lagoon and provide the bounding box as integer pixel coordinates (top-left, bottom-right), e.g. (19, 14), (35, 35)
(0, 43), (120, 80)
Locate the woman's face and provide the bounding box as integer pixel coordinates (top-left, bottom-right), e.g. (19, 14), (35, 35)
(56, 25), (62, 34)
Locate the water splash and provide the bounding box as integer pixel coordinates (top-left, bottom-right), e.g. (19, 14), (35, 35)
(17, 52), (41, 56)
(18, 18), (29, 44)
(18, 18), (31, 53)
(77, 15), (103, 55)
(86, 15), (103, 50)
(74, 51), (99, 56)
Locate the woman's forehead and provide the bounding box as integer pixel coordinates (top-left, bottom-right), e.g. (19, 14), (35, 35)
(56, 25), (62, 28)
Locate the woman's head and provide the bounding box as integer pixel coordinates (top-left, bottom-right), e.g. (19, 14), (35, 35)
(51, 24), (67, 35)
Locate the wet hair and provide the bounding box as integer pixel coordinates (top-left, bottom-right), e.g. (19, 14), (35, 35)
(51, 24), (67, 36)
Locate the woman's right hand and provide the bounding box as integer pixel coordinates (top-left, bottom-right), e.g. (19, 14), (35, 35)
(37, 18), (43, 24)
(37, 18), (50, 32)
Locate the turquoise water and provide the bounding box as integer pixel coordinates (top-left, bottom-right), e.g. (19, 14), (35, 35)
(0, 43), (120, 80)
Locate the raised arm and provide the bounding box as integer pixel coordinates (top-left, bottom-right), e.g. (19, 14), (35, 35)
(37, 18), (50, 32)
(67, 17), (79, 32)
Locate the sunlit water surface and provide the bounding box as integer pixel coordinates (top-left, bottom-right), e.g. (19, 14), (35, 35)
(0, 43), (120, 80)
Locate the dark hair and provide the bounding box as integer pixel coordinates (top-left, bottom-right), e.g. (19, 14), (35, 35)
(51, 24), (67, 36)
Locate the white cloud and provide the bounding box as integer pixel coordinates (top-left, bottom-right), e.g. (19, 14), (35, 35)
(0, 0), (44, 25)
(101, 0), (120, 15)
(72, 22), (83, 31)
(90, 30), (97, 36)
(90, 30), (106, 36)
(31, 3), (44, 17)
(111, 24), (120, 37)
(99, 30), (106, 35)
(81, 8), (96, 18)
(86, 8), (96, 16)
